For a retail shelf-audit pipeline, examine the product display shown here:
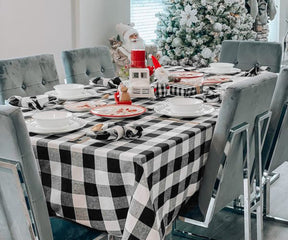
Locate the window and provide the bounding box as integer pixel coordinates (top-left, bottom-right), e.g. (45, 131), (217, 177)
(130, 0), (163, 44)
(133, 72), (139, 78)
(141, 72), (147, 78)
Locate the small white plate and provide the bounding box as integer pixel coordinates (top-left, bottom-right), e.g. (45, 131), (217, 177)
(154, 101), (215, 118)
(199, 67), (241, 75)
(26, 117), (87, 134)
(64, 100), (106, 112)
(45, 89), (99, 101)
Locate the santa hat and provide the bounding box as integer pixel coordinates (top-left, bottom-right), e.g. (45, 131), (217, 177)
(151, 55), (162, 69)
(116, 23), (138, 41)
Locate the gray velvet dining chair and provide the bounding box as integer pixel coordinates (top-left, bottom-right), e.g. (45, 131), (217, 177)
(219, 40), (282, 73)
(0, 54), (60, 105)
(261, 67), (288, 220)
(173, 72), (278, 240)
(0, 105), (104, 240)
(62, 46), (116, 85)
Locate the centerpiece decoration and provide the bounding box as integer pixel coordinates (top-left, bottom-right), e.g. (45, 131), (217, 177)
(128, 49), (154, 98)
(156, 0), (256, 67)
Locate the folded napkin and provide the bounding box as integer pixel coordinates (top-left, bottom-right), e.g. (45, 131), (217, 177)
(194, 87), (222, 103)
(90, 76), (122, 88)
(242, 65), (270, 77)
(87, 123), (143, 141)
(8, 95), (57, 110)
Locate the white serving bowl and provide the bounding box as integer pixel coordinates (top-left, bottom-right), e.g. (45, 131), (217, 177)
(209, 62), (234, 69)
(168, 98), (203, 114)
(32, 111), (73, 129)
(54, 84), (84, 97)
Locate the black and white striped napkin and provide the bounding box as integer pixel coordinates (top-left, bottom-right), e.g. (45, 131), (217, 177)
(87, 123), (143, 141)
(8, 95), (57, 110)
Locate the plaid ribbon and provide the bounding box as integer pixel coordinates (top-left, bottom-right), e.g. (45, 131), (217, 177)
(152, 82), (169, 98)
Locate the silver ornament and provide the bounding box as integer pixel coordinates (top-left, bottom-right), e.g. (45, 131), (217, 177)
(172, 37), (183, 47)
(213, 22), (223, 32)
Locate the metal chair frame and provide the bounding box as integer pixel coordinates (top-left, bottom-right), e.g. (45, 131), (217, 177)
(0, 158), (39, 240)
(262, 102), (288, 223)
(173, 111), (272, 240)
(233, 105), (288, 224)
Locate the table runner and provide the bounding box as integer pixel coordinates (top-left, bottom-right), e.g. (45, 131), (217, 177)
(26, 85), (218, 239)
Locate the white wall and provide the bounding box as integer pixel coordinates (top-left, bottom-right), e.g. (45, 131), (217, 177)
(78, 0), (130, 48)
(0, 0), (130, 82)
(0, 0), (73, 81)
(278, 0), (288, 44)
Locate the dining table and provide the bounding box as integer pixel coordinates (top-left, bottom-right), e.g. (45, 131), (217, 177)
(21, 66), (238, 240)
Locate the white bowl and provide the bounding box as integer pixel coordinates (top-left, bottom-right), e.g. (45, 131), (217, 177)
(32, 111), (73, 129)
(54, 84), (84, 97)
(209, 62), (234, 69)
(168, 98), (203, 114)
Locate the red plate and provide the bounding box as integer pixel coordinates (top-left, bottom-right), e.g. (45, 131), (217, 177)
(170, 71), (204, 79)
(90, 104), (146, 118)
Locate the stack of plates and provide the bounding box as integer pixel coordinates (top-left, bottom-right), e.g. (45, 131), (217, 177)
(26, 110), (87, 134)
(45, 89), (98, 101)
(154, 99), (215, 118)
(200, 62), (241, 75)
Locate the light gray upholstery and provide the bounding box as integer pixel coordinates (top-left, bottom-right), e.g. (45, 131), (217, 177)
(262, 67), (288, 172)
(220, 40), (282, 73)
(0, 106), (103, 240)
(197, 73), (277, 218)
(62, 46), (116, 84)
(0, 105), (53, 239)
(0, 54), (59, 105)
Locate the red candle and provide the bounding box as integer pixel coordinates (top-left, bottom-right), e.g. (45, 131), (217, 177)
(131, 49), (146, 68)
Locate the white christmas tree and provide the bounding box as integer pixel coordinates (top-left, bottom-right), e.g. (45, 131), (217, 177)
(156, 0), (256, 67)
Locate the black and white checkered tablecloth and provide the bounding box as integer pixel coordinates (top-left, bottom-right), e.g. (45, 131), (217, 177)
(26, 85), (218, 240)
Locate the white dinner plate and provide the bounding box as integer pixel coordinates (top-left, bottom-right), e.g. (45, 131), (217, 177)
(154, 101), (215, 118)
(45, 89), (99, 101)
(90, 104), (146, 119)
(64, 100), (106, 112)
(26, 117), (87, 134)
(199, 67), (241, 75)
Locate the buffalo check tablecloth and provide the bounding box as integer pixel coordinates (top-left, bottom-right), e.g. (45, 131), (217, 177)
(26, 86), (219, 240)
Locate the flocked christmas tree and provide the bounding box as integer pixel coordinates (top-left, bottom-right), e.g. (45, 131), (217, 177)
(156, 0), (257, 67)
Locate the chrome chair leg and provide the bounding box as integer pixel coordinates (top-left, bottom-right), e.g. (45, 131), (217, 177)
(172, 220), (216, 240)
(263, 171), (288, 224)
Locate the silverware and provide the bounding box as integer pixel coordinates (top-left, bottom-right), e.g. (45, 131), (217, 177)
(68, 132), (87, 142)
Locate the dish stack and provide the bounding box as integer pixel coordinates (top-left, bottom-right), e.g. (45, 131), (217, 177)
(202, 62), (241, 75)
(154, 97), (215, 118)
(129, 49), (154, 98)
(54, 84), (85, 98)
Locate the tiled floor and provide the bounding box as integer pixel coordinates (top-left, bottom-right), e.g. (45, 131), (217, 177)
(166, 162), (288, 240)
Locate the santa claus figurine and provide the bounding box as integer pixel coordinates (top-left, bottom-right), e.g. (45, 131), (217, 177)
(115, 23), (145, 61)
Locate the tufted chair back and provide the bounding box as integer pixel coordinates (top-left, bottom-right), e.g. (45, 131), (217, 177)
(220, 40), (282, 73)
(0, 54), (59, 105)
(62, 46), (116, 85)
